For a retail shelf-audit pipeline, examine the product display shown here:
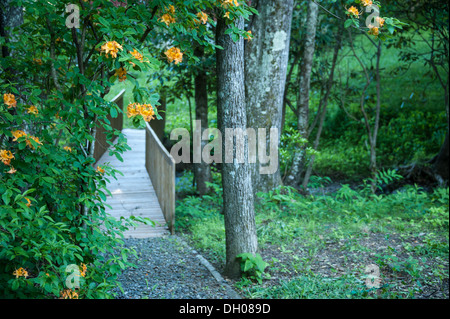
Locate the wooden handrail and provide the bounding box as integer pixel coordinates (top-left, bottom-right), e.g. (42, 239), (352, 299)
(145, 122), (176, 234)
(93, 89), (126, 163)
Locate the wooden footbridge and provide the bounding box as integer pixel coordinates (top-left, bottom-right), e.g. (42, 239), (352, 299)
(93, 90), (175, 238)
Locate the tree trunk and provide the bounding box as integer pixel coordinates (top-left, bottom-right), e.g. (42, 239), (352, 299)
(245, 0), (294, 194)
(285, 0), (319, 187)
(194, 47), (212, 195)
(216, 16), (258, 279)
(302, 26), (343, 189)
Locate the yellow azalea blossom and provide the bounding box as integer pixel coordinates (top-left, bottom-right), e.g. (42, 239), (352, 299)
(60, 289), (79, 299)
(195, 11), (208, 25)
(3, 93), (17, 108)
(127, 102), (142, 118)
(167, 5), (175, 14)
(127, 103), (155, 122)
(80, 264), (87, 277)
(100, 41), (123, 59)
(64, 146), (72, 152)
(245, 30), (253, 41)
(376, 16), (385, 28)
(128, 48), (148, 67)
(369, 27), (379, 36)
(347, 6), (359, 16)
(139, 104), (156, 122)
(25, 197), (31, 207)
(224, 11), (230, 19)
(164, 47), (183, 65)
(159, 13), (176, 26)
(26, 136), (43, 149)
(13, 267), (29, 278)
(7, 166), (17, 174)
(97, 166), (105, 174)
(12, 130), (26, 142)
(27, 105), (39, 115)
(114, 67), (127, 82)
(361, 0), (373, 6)
(221, 0), (239, 8)
(0, 149), (14, 166)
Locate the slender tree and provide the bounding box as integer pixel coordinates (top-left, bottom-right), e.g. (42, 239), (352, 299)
(193, 46), (212, 195)
(285, 0), (319, 187)
(245, 0), (294, 193)
(216, 15), (258, 278)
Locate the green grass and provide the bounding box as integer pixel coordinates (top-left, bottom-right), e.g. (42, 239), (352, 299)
(176, 171), (449, 298)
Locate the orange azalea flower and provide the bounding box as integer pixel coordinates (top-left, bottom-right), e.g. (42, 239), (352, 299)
(12, 130), (26, 142)
(0, 149), (14, 166)
(33, 58), (43, 65)
(7, 166), (17, 174)
(26, 136), (43, 149)
(64, 146), (72, 152)
(27, 105), (39, 115)
(245, 30), (253, 41)
(100, 41), (123, 59)
(127, 103), (155, 122)
(224, 12), (231, 19)
(60, 289), (79, 299)
(97, 166), (105, 174)
(80, 264), (87, 277)
(128, 48), (148, 67)
(376, 16), (385, 28)
(160, 13), (176, 26)
(195, 11), (208, 25)
(114, 67), (127, 82)
(166, 5), (175, 14)
(221, 0), (239, 8)
(13, 267), (29, 278)
(24, 197), (32, 207)
(139, 104), (155, 122)
(361, 0), (373, 6)
(127, 102), (142, 118)
(347, 6), (359, 16)
(164, 47), (183, 65)
(3, 93), (17, 108)
(369, 27), (379, 36)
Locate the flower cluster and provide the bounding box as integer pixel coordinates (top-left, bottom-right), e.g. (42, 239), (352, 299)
(164, 47), (183, 65)
(3, 93), (17, 108)
(347, 1), (387, 37)
(114, 67), (127, 82)
(127, 102), (155, 122)
(13, 267), (29, 279)
(12, 130), (43, 150)
(0, 149), (14, 166)
(60, 289), (79, 299)
(347, 6), (359, 16)
(159, 5), (176, 26)
(100, 41), (123, 58)
(27, 105), (39, 115)
(195, 11), (208, 25)
(80, 263), (87, 277)
(221, 0), (239, 8)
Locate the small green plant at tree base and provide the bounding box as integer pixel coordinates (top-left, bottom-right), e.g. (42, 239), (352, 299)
(236, 253), (269, 284)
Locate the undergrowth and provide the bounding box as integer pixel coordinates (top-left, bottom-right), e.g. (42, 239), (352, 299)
(175, 171), (449, 299)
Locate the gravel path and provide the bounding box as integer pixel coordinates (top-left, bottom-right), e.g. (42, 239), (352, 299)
(111, 236), (240, 299)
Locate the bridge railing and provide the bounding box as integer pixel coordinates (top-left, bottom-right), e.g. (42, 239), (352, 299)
(93, 89), (126, 163)
(145, 122), (176, 234)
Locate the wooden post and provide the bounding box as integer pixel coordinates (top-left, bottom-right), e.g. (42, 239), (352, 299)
(145, 122), (176, 234)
